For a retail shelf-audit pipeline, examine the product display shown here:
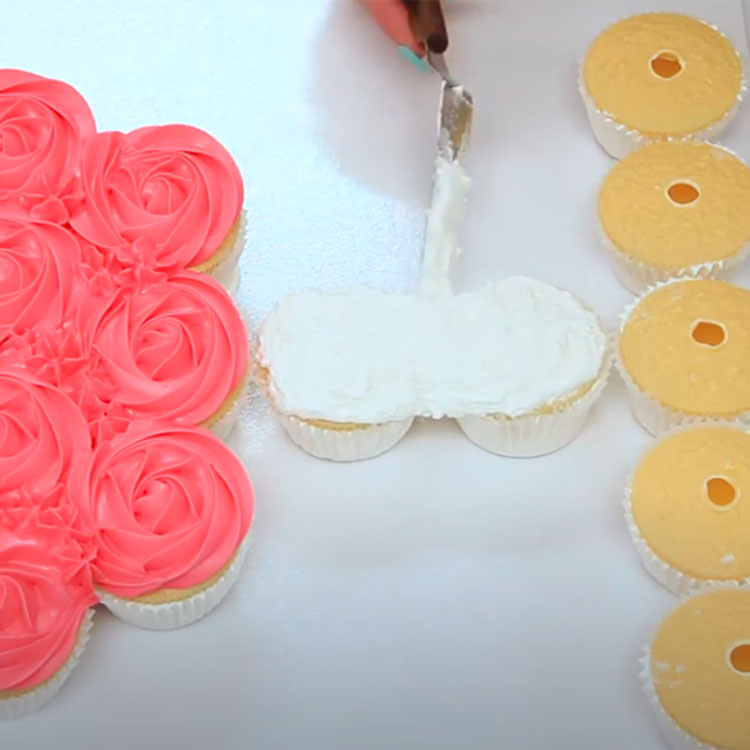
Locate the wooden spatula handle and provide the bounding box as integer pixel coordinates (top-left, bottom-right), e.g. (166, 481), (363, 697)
(402, 0), (449, 54)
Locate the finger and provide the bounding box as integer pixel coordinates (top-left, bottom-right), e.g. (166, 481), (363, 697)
(359, 0), (425, 55)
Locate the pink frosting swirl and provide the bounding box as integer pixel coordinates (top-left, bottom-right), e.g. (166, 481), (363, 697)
(70, 125), (243, 269)
(0, 368), (92, 497)
(84, 422), (253, 598)
(90, 271), (248, 424)
(0, 217), (82, 340)
(0, 69), (96, 224)
(0, 487), (96, 692)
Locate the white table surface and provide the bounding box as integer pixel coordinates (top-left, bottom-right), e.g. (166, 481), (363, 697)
(2, 2), (749, 749)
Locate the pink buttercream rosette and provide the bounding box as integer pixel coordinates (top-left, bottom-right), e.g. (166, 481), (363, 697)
(0, 68), (253, 715)
(82, 422), (253, 629)
(0, 70), (95, 224)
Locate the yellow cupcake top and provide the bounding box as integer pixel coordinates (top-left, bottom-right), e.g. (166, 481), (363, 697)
(583, 13), (744, 136)
(650, 589), (750, 749)
(600, 143), (750, 267)
(631, 425), (750, 581)
(620, 279), (750, 417)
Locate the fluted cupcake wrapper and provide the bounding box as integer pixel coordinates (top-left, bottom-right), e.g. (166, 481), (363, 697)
(0, 608), (95, 721)
(623, 428), (750, 595)
(205, 374), (250, 443)
(616, 279), (750, 436)
(457, 333), (614, 458)
(596, 213), (750, 296)
(577, 42), (747, 160)
(638, 583), (749, 750)
(98, 534), (250, 631)
(192, 210), (247, 295)
(276, 413), (414, 462)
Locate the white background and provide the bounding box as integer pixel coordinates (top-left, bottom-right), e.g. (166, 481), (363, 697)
(2, 1), (749, 749)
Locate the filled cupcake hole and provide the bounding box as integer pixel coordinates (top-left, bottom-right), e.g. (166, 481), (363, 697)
(650, 51), (683, 79)
(729, 643), (750, 674)
(691, 320), (727, 348)
(666, 181), (700, 206)
(704, 476), (738, 508)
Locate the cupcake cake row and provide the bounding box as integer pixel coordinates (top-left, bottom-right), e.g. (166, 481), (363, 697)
(0, 69), (254, 719)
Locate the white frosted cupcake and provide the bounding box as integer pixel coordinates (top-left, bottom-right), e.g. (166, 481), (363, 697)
(83, 422), (253, 630)
(599, 142), (750, 293)
(641, 587), (750, 750)
(580, 13), (746, 158)
(259, 277), (610, 460)
(618, 278), (750, 435)
(625, 424), (750, 595)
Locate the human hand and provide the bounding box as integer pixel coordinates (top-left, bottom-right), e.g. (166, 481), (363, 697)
(357, 0), (448, 70)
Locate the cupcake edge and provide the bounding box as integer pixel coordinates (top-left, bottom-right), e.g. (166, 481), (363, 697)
(97, 534), (251, 630)
(577, 25), (748, 160)
(457, 332), (614, 457)
(616, 279), (750, 436)
(638, 583), (750, 750)
(596, 211), (750, 296)
(0, 608), (95, 721)
(623, 421), (750, 595)
(190, 209), (247, 295)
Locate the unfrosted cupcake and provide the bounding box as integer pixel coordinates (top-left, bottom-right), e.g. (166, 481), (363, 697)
(84, 422), (253, 630)
(599, 142), (750, 292)
(70, 125), (245, 292)
(642, 588), (750, 750)
(89, 271), (249, 440)
(626, 424), (750, 595)
(581, 13), (745, 158)
(259, 277), (610, 459)
(0, 69), (95, 223)
(618, 279), (750, 435)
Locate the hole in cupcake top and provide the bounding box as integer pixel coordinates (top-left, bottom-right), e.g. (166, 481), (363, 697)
(691, 320), (727, 348)
(650, 51), (684, 79)
(729, 643), (750, 675)
(667, 181), (701, 206)
(704, 476), (739, 509)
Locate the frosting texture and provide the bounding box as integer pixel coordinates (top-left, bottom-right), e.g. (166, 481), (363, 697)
(90, 271), (247, 424)
(70, 125), (243, 269)
(0, 487), (96, 692)
(84, 422), (253, 598)
(260, 276), (607, 422)
(0, 217), (82, 340)
(0, 368), (92, 497)
(0, 69), (95, 223)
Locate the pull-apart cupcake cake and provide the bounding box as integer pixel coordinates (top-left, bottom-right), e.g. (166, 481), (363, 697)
(0, 68), (254, 718)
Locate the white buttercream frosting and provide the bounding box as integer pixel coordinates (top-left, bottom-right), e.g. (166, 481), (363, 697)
(259, 276), (607, 423)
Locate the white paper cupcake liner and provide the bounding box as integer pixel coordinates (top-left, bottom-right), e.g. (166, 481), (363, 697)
(457, 335), (614, 457)
(276, 412), (414, 461)
(0, 608), (95, 721)
(597, 214), (750, 295)
(205, 374), (250, 442)
(192, 210), (246, 294)
(578, 43), (747, 160)
(638, 583), (748, 750)
(623, 431), (750, 595)
(98, 534), (250, 630)
(616, 279), (750, 436)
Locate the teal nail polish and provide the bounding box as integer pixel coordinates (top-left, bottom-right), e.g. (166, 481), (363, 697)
(398, 45), (431, 72)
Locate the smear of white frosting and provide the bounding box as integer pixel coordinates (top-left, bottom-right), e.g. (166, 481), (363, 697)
(260, 276), (607, 423)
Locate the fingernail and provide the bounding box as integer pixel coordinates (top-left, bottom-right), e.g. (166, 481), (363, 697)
(398, 46), (431, 72)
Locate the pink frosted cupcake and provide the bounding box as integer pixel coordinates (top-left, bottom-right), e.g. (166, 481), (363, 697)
(0, 69), (95, 223)
(0, 369), (96, 718)
(87, 271), (248, 440)
(84, 422), (254, 630)
(0, 217), (83, 340)
(70, 125), (245, 291)
(0, 494), (97, 719)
